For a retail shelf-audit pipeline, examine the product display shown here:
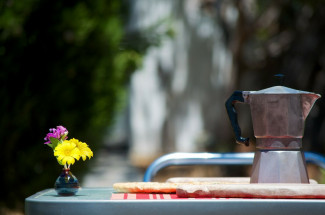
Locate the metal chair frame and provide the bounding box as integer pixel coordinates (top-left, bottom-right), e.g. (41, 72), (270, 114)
(143, 152), (325, 182)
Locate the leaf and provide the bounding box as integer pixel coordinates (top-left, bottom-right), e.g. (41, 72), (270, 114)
(61, 133), (68, 141)
(50, 137), (60, 149)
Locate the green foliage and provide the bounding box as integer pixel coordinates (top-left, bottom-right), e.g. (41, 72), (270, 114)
(0, 0), (142, 210)
(320, 169), (325, 184)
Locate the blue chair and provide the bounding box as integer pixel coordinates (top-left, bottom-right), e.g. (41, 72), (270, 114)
(143, 152), (325, 182)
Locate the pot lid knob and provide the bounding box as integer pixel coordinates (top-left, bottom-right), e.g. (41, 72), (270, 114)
(274, 73), (285, 85)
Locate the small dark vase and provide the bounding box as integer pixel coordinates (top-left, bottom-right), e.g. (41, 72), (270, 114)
(54, 168), (80, 196)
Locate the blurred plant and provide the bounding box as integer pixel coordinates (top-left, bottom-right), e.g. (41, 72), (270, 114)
(0, 0), (151, 211)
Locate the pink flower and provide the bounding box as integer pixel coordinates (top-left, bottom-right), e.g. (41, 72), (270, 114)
(44, 125), (68, 144)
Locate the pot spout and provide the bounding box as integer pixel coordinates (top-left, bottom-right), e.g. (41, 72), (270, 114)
(302, 93), (321, 120)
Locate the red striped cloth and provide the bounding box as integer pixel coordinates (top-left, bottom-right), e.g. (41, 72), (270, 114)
(110, 193), (227, 200)
(111, 193), (181, 200)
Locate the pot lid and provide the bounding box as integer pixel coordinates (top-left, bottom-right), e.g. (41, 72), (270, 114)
(248, 86), (320, 96)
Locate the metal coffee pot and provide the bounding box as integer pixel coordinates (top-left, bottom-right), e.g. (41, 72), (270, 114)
(225, 86), (321, 183)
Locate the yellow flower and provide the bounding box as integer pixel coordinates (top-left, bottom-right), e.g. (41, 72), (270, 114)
(54, 140), (80, 165)
(69, 138), (93, 161)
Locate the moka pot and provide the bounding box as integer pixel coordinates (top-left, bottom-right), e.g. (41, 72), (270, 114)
(225, 86), (320, 183)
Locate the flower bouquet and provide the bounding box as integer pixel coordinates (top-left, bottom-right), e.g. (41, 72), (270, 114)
(44, 125), (93, 196)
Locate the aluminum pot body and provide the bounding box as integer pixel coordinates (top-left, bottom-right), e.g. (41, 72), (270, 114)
(244, 92), (320, 149)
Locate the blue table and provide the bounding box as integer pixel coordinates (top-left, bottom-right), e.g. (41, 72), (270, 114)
(25, 187), (325, 215)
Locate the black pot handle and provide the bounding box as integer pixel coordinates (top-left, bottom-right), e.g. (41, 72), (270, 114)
(225, 91), (249, 146)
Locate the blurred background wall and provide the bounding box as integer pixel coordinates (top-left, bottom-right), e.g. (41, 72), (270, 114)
(124, 0), (325, 167)
(127, 0), (236, 167)
(1, 0), (325, 214)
